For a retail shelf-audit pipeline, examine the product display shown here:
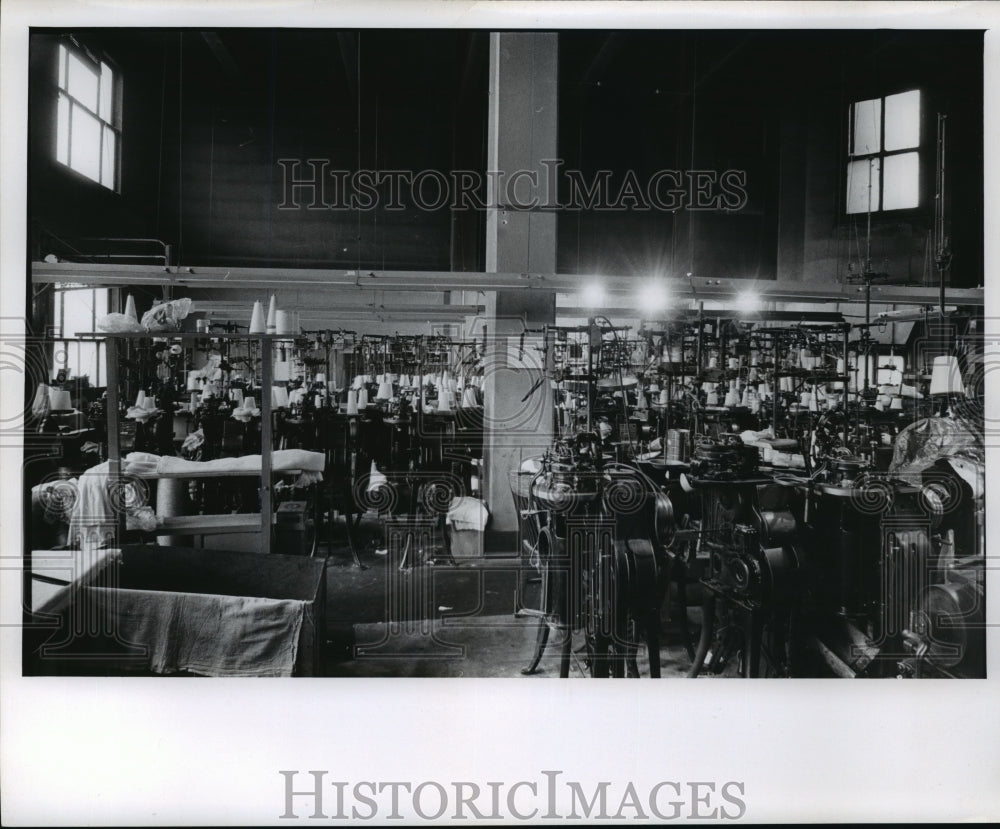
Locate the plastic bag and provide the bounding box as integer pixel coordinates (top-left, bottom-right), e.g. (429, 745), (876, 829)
(140, 298), (193, 332)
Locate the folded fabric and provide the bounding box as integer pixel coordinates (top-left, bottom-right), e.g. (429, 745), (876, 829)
(446, 496), (490, 532)
(81, 587), (306, 677)
(155, 449), (325, 477)
(67, 461), (148, 554)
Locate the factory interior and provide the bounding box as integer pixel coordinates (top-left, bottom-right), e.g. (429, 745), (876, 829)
(22, 28), (986, 679)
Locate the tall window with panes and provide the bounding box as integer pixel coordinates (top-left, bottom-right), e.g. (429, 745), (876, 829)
(846, 90), (921, 214)
(56, 41), (121, 190)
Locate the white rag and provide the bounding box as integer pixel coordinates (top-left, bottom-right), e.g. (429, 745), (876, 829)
(446, 496), (490, 532)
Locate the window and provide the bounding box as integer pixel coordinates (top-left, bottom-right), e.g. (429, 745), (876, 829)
(56, 41), (121, 190)
(52, 285), (109, 386)
(846, 90), (920, 214)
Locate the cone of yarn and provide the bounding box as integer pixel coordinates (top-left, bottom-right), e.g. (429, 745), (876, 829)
(249, 301), (266, 334)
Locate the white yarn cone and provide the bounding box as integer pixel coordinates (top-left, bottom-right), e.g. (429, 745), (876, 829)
(461, 388), (478, 408)
(124, 294), (138, 323)
(437, 390), (452, 412)
(346, 390), (359, 415)
(272, 386), (289, 408)
(706, 392), (719, 406)
(275, 310), (291, 335)
(358, 388), (369, 408)
(49, 389), (72, 411)
(249, 301), (266, 334)
(658, 389), (669, 405)
(266, 295), (277, 333)
(724, 390), (740, 407)
(376, 380), (393, 400)
(135, 391), (147, 409)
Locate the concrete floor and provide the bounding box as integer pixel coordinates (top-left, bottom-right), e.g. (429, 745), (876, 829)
(320, 517), (698, 678)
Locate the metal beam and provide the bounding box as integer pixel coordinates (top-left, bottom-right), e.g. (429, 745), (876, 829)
(32, 261), (984, 307)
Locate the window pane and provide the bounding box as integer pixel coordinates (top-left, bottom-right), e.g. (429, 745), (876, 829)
(99, 62), (114, 122)
(851, 98), (881, 155)
(101, 127), (116, 189)
(56, 92), (70, 165)
(70, 104), (101, 182)
(846, 157), (881, 214)
(66, 50), (99, 112)
(884, 89), (921, 151)
(883, 151), (920, 210)
(58, 44), (67, 89)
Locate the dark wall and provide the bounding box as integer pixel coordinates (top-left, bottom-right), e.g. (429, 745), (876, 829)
(557, 30), (983, 288)
(30, 29), (489, 272)
(29, 31), (169, 259)
(30, 29), (982, 288)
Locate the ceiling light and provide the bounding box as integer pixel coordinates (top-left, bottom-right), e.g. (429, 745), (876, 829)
(638, 282), (669, 313)
(581, 281), (605, 308)
(735, 289), (761, 313)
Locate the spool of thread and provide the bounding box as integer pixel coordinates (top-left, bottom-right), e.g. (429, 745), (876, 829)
(134, 391), (147, 409)
(272, 386), (290, 408)
(706, 392), (719, 406)
(438, 390), (453, 412)
(666, 429), (690, 462)
(124, 294), (138, 323)
(266, 295), (277, 333)
(144, 396), (157, 412)
(49, 389), (72, 411)
(659, 389), (669, 405)
(249, 301), (266, 334)
(314, 373), (326, 385)
(724, 390), (740, 407)
(273, 361), (291, 382)
(346, 390), (359, 415)
(461, 388), (478, 408)
(758, 382), (770, 399)
(230, 388), (244, 405)
(708, 357), (718, 369)
(242, 396), (256, 412)
(358, 388), (369, 408)
(728, 357), (740, 371)
(275, 310), (291, 335)
(376, 380), (394, 400)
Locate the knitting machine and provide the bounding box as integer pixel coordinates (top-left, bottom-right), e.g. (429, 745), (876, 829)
(519, 431), (676, 677)
(517, 318), (679, 677)
(684, 431), (985, 678)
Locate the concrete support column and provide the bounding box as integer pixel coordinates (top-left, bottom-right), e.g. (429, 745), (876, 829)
(482, 33), (558, 547)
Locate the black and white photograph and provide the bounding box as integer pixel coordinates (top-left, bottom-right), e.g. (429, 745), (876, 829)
(2, 1), (999, 824)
